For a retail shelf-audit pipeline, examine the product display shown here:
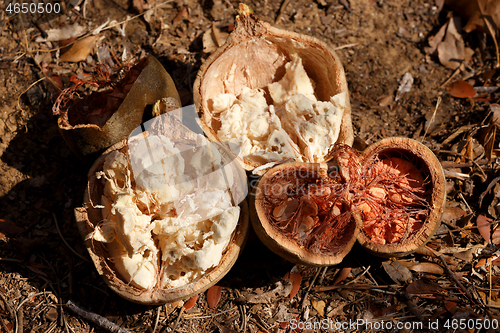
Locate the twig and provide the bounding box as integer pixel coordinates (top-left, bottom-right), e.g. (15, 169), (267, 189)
(479, 176), (500, 208)
(346, 265), (371, 286)
(184, 306), (239, 319)
(334, 43), (358, 50)
(22, 31), (61, 92)
(441, 124), (476, 146)
(0, 257), (23, 263)
(65, 300), (131, 333)
(0, 292), (19, 333)
(17, 77), (46, 112)
(317, 267), (328, 286)
(435, 252), (476, 303)
(422, 97), (441, 140)
(53, 213), (90, 263)
(444, 169), (470, 179)
(439, 65), (462, 89)
(249, 317), (270, 333)
(301, 267), (321, 310)
(275, 0), (293, 23)
(152, 306), (161, 333)
(477, 0), (500, 68)
(234, 290), (247, 333)
(313, 284), (401, 292)
(439, 150), (487, 179)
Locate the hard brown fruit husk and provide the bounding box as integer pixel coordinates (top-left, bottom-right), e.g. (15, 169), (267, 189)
(55, 56), (181, 161)
(193, 9), (353, 171)
(251, 162), (361, 266)
(251, 137), (446, 265)
(355, 137), (446, 257)
(75, 131), (249, 305)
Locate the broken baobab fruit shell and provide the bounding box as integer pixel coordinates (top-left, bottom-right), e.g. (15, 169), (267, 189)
(75, 114), (249, 304)
(53, 55), (181, 160)
(251, 137), (445, 265)
(251, 162), (361, 266)
(354, 137), (446, 258)
(193, 6), (353, 172)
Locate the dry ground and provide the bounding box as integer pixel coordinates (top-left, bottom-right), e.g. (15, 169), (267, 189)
(1, 0), (500, 332)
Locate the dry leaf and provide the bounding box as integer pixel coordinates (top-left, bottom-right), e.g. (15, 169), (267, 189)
(382, 260), (413, 284)
(478, 290), (500, 308)
(475, 253), (500, 268)
(395, 73), (413, 101)
(183, 294), (198, 310)
(425, 22), (447, 54)
(60, 36), (99, 63)
(35, 24), (86, 42)
(477, 214), (493, 242)
(311, 299), (326, 317)
(447, 80), (477, 98)
(173, 7), (189, 25)
(409, 262), (444, 275)
(445, 0), (500, 34)
(283, 271), (302, 299)
(377, 95), (393, 107)
(406, 278), (440, 295)
(493, 224), (500, 244)
(237, 282), (292, 304)
(333, 266), (351, 285)
(203, 24), (229, 54)
(132, 0), (147, 13)
(442, 206), (467, 223)
(453, 245), (484, 261)
(436, 17), (474, 69)
(0, 218), (24, 236)
(207, 285), (222, 310)
(492, 104), (500, 124)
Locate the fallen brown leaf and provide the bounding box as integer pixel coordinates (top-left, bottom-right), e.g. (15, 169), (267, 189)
(206, 285), (222, 310)
(283, 271), (302, 300)
(183, 294), (198, 310)
(477, 214), (493, 242)
(447, 80), (477, 98)
(382, 260), (413, 285)
(237, 282), (292, 304)
(203, 23), (230, 54)
(478, 290), (500, 308)
(406, 278), (440, 295)
(333, 266), (351, 285)
(0, 218), (24, 236)
(173, 7), (189, 25)
(445, 0), (500, 34)
(409, 262), (444, 275)
(60, 36), (99, 63)
(311, 299), (326, 317)
(442, 206), (467, 223)
(436, 18), (474, 70)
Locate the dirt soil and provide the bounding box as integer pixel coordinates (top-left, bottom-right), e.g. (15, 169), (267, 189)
(1, 0), (500, 332)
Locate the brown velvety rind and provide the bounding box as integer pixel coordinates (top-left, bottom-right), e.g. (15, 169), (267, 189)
(75, 137), (249, 305)
(356, 137), (446, 257)
(193, 14), (353, 172)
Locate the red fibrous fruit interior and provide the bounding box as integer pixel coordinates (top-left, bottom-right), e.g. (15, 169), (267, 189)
(354, 152), (431, 245)
(261, 145), (432, 253)
(262, 165), (354, 256)
(53, 59), (145, 128)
